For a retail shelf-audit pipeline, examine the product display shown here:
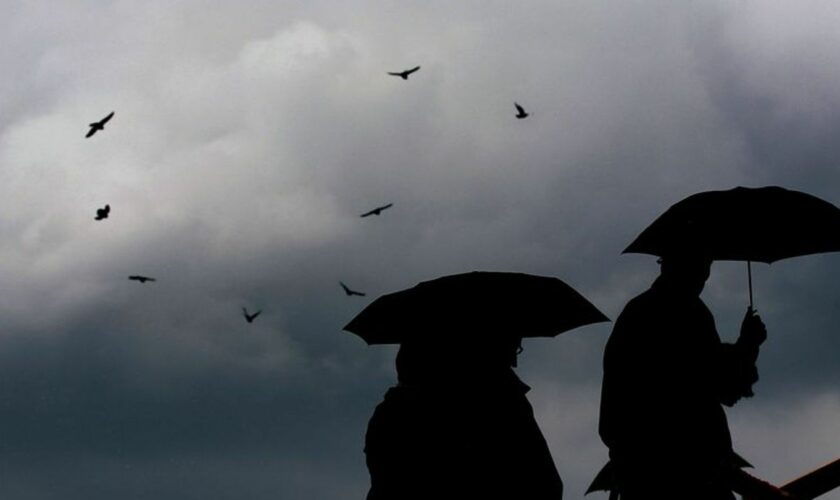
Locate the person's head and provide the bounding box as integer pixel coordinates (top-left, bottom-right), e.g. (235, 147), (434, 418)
(492, 334), (523, 368)
(658, 253), (712, 296)
(395, 334), (522, 385)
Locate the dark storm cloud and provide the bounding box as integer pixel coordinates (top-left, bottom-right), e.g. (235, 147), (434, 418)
(0, 308), (380, 499)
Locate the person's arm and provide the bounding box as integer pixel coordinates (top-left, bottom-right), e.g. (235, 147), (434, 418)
(717, 307), (767, 406)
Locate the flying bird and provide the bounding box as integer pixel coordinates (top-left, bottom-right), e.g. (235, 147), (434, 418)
(360, 203), (393, 217)
(514, 102), (529, 119)
(242, 307), (262, 323)
(128, 275), (156, 283)
(86, 111), (115, 138)
(340, 281), (366, 297)
(388, 66), (421, 80)
(94, 204), (110, 221)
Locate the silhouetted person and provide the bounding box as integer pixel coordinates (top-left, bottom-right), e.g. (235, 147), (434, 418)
(515, 102), (529, 119)
(128, 275), (156, 283)
(360, 203), (393, 217)
(242, 307), (261, 323)
(388, 66), (420, 80)
(86, 111), (114, 138)
(598, 249), (780, 500)
(340, 281), (366, 297)
(365, 335), (564, 500)
(95, 204), (110, 220)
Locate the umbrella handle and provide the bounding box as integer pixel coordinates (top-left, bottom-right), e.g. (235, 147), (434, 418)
(747, 261), (754, 310)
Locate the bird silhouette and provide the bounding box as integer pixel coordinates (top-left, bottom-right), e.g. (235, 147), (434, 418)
(242, 307), (262, 323)
(128, 275), (156, 283)
(340, 281), (366, 297)
(360, 203), (393, 217)
(94, 204), (110, 221)
(388, 66), (420, 80)
(86, 111), (115, 138)
(514, 102), (529, 119)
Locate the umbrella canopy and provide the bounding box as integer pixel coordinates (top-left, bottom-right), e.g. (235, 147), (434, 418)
(343, 271), (609, 345)
(624, 186), (840, 263)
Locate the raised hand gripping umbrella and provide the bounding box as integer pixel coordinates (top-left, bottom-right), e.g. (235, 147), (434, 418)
(624, 186), (840, 308)
(343, 271), (609, 345)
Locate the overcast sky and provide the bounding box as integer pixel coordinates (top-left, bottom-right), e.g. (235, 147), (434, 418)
(1, 1), (839, 499)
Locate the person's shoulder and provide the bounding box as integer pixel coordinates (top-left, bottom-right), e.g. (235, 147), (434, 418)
(617, 288), (659, 319)
(373, 386), (409, 411)
(368, 386), (419, 430)
(608, 288), (666, 347)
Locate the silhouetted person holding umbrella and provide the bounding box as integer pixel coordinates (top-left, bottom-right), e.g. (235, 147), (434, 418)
(597, 244), (789, 500)
(346, 271), (609, 500)
(365, 335), (564, 500)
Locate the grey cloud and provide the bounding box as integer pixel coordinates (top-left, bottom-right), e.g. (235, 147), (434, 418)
(1, 1), (839, 499)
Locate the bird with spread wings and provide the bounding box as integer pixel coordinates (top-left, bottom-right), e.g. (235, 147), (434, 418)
(242, 307), (262, 323)
(95, 204), (110, 221)
(86, 111), (115, 138)
(360, 203), (393, 218)
(128, 275), (156, 283)
(340, 281), (366, 297)
(387, 66), (420, 80)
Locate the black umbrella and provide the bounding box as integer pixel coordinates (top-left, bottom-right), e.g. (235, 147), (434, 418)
(343, 271), (609, 345)
(624, 186), (840, 306)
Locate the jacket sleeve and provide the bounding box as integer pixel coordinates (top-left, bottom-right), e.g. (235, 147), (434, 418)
(715, 342), (760, 406)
